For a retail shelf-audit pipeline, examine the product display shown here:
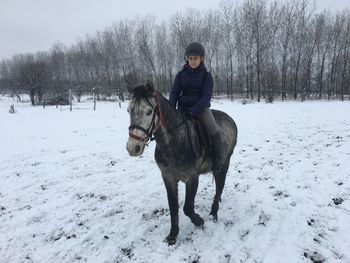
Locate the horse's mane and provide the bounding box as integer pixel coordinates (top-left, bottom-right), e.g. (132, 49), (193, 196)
(132, 85), (153, 100)
(131, 85), (179, 113)
(132, 85), (174, 110)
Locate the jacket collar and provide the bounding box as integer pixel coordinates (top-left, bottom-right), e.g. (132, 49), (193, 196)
(182, 62), (206, 72)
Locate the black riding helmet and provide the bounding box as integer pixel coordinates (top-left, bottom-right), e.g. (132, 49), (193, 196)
(185, 42), (205, 57)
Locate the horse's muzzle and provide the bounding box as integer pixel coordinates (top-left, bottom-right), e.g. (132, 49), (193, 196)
(126, 139), (145, 156)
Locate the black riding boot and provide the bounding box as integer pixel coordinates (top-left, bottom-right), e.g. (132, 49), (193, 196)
(211, 131), (222, 172)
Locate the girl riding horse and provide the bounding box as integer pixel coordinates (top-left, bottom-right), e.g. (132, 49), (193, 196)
(169, 42), (223, 171)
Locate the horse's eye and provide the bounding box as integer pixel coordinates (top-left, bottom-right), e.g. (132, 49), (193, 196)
(146, 110), (152, 116)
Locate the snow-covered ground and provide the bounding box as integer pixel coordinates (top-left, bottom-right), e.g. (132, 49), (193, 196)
(1, 95), (350, 263)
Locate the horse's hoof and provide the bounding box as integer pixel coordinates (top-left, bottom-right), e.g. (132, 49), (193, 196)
(165, 234), (177, 246)
(192, 215), (204, 227)
(209, 212), (218, 222)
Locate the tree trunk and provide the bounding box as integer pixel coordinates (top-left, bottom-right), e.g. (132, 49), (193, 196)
(30, 88), (35, 105)
(319, 56), (326, 99)
(257, 51), (261, 102)
(281, 54), (287, 100)
(293, 53), (301, 100)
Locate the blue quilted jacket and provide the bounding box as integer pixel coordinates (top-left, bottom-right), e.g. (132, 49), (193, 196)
(169, 62), (213, 116)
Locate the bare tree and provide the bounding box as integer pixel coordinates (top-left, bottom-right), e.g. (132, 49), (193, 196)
(219, 0), (239, 97)
(135, 16), (160, 88)
(314, 12), (333, 99)
(1, 0), (349, 102)
(276, 0), (297, 100)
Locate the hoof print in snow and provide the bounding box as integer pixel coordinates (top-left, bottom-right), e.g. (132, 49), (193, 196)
(66, 234), (76, 239)
(239, 229), (250, 240)
(187, 255), (200, 263)
(307, 218), (316, 226)
(332, 198), (344, 205)
(313, 237), (322, 244)
(19, 205), (31, 211)
(142, 208), (168, 220)
(50, 232), (64, 242)
(258, 176), (271, 181)
(185, 234), (193, 242)
(75, 255), (87, 262)
(121, 247), (133, 259)
(49, 229), (76, 242)
(335, 135), (343, 141)
(224, 220), (234, 227)
(258, 211), (271, 226)
(273, 190), (289, 200)
(76, 192), (95, 200)
(303, 250), (325, 263)
(99, 195), (107, 201)
(152, 208), (167, 216)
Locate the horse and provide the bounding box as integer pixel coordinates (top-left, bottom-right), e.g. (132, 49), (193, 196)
(126, 82), (238, 245)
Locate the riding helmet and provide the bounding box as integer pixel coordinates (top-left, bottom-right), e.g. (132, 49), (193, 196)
(185, 42), (205, 57)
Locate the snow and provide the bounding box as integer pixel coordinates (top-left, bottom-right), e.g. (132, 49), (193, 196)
(0, 95), (350, 263)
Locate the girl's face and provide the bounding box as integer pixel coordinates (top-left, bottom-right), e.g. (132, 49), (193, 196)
(187, 56), (203, 69)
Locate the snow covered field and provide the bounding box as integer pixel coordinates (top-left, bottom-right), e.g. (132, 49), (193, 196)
(1, 95), (350, 263)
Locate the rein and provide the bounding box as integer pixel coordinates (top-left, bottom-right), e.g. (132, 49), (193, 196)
(152, 115), (191, 140)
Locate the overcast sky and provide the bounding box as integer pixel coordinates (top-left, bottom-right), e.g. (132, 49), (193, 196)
(1, 0), (349, 61)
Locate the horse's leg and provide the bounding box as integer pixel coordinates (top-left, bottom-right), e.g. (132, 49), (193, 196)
(162, 175), (179, 245)
(183, 176), (204, 227)
(210, 161), (229, 222)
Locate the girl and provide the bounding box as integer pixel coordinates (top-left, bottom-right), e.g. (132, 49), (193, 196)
(169, 42), (222, 170)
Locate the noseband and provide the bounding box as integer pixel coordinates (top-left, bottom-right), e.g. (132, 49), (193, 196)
(128, 94), (166, 144)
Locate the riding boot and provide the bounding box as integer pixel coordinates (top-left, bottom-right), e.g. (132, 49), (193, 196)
(211, 131), (223, 172)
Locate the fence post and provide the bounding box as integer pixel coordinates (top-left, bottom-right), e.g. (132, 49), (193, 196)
(69, 89), (72, 111)
(93, 88), (96, 111)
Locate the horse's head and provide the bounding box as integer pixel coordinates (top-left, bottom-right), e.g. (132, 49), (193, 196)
(126, 81), (159, 156)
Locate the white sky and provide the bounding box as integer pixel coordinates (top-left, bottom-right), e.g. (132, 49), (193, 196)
(0, 0), (349, 61)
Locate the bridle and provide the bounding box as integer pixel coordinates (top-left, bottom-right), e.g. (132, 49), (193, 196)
(128, 92), (201, 158)
(128, 94), (167, 144)
(128, 92), (194, 149)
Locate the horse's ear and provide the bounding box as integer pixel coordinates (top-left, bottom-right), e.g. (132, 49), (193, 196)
(145, 80), (154, 93)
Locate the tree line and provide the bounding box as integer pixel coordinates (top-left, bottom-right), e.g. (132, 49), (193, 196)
(1, 0), (349, 105)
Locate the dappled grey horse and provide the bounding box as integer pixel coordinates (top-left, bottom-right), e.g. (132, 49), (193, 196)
(126, 82), (238, 245)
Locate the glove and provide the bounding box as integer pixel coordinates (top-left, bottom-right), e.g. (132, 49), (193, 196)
(183, 111), (192, 118)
